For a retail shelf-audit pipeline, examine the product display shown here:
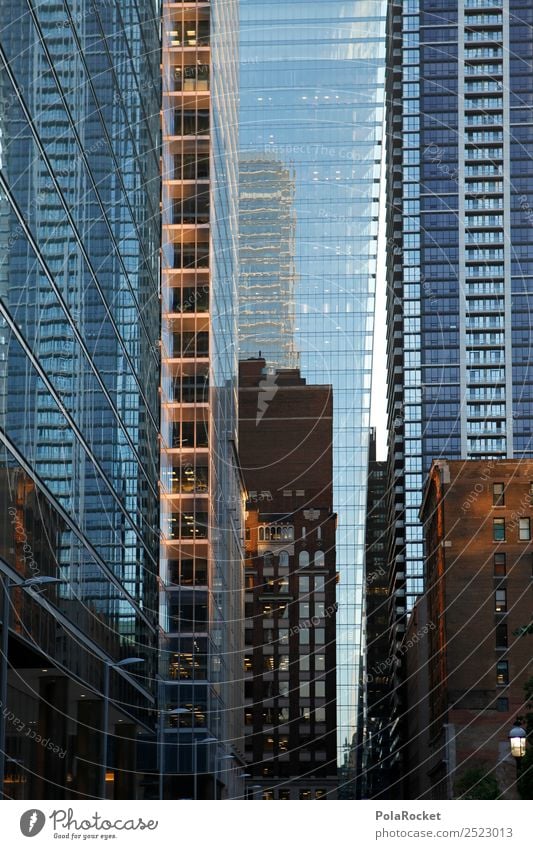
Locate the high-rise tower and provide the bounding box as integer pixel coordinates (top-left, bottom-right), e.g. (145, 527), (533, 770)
(0, 0), (160, 798)
(385, 0), (533, 790)
(159, 0), (245, 799)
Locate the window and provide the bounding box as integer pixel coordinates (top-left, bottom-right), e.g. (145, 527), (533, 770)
(496, 660), (509, 685)
(315, 655), (326, 671)
(315, 681), (326, 698)
(299, 551), (310, 569)
(300, 682), (310, 698)
(493, 552), (506, 576)
(314, 628), (325, 645)
(495, 623), (508, 649)
(279, 551), (289, 568)
(315, 707), (326, 722)
(299, 628), (310, 645)
(496, 697), (509, 712)
(314, 575), (325, 592)
(299, 602), (310, 619)
(299, 790), (312, 800)
(300, 655), (310, 671)
(519, 517), (531, 541)
(495, 589), (507, 612)
(299, 576), (310, 593)
(493, 518), (505, 541)
(493, 482), (505, 505)
(314, 550), (325, 568)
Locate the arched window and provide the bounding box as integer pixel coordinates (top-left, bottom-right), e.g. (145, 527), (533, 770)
(259, 527), (264, 541)
(298, 551), (310, 569)
(264, 551), (274, 568)
(314, 550), (325, 568)
(279, 551), (289, 568)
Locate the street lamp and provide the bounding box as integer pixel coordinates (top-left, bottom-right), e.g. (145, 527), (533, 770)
(509, 719), (527, 776)
(158, 706), (190, 800)
(0, 574), (61, 797)
(100, 657), (144, 798)
(193, 736), (217, 800)
(250, 783), (262, 800)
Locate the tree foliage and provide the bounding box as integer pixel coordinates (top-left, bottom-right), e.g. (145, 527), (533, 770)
(454, 767), (500, 800)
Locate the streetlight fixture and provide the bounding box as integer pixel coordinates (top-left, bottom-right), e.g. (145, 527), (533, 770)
(193, 736), (217, 800)
(0, 574), (61, 796)
(100, 657), (144, 798)
(509, 719), (527, 776)
(158, 706), (191, 800)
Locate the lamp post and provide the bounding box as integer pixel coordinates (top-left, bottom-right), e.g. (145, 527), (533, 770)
(250, 783), (262, 800)
(100, 657), (144, 798)
(158, 706), (190, 800)
(0, 575), (60, 797)
(193, 736), (217, 800)
(509, 719), (527, 778)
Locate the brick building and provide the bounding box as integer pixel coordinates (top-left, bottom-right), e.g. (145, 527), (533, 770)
(238, 358), (337, 799)
(413, 460), (533, 799)
(362, 429), (391, 798)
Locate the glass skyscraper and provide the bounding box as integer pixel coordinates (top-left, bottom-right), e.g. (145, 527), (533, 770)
(240, 0), (386, 794)
(0, 1), (160, 798)
(160, 0), (245, 799)
(385, 0), (533, 786)
(238, 155), (299, 369)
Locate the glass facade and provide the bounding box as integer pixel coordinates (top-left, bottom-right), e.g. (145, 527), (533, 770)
(240, 0), (386, 792)
(0, 0), (160, 797)
(238, 155), (299, 369)
(160, 0), (245, 799)
(386, 0), (533, 781)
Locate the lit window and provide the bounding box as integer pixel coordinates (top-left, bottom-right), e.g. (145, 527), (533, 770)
(496, 660), (508, 685)
(492, 482), (505, 506)
(493, 518), (505, 541)
(315, 654), (326, 671)
(519, 517), (531, 541)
